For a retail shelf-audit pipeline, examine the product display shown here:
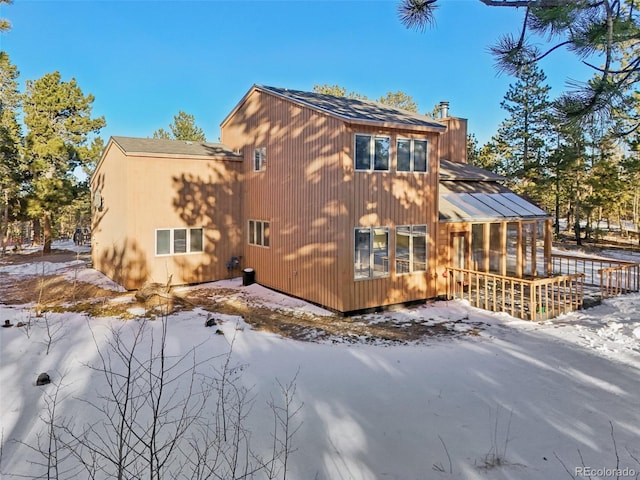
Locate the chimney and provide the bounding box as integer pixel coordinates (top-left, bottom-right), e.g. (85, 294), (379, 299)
(439, 101), (449, 119)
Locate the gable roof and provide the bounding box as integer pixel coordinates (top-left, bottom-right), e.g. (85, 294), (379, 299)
(222, 84), (447, 132)
(111, 136), (242, 159)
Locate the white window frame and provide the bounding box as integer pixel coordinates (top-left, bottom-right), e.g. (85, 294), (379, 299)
(248, 219), (270, 247)
(354, 226), (390, 280)
(354, 134), (390, 172)
(395, 225), (427, 275)
(254, 147), (266, 171)
(396, 138), (428, 173)
(155, 227), (204, 256)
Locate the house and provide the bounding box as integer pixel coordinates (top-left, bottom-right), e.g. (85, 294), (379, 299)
(94, 85), (632, 317)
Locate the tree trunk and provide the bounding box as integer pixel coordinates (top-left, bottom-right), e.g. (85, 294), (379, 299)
(1, 190), (8, 255)
(554, 176), (560, 238)
(574, 190), (582, 246)
(33, 218), (41, 245)
(43, 213), (52, 254)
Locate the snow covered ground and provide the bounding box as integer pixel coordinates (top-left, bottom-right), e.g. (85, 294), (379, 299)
(1, 242), (639, 479)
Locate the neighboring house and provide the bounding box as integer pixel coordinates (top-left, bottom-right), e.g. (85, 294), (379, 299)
(90, 85), (556, 313)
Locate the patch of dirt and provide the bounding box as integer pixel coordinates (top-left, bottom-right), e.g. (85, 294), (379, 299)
(181, 288), (486, 343)
(0, 248), (88, 266)
(1, 249), (485, 343)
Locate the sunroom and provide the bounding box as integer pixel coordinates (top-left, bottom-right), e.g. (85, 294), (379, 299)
(437, 160), (639, 320)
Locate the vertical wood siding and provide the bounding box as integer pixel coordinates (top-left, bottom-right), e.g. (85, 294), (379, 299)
(438, 117), (468, 163)
(223, 90), (349, 311)
(222, 91), (442, 312)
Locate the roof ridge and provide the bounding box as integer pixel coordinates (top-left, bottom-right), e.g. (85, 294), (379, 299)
(255, 85), (446, 131)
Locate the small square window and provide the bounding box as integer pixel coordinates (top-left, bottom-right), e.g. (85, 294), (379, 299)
(396, 138), (428, 172)
(248, 219), (270, 247)
(354, 134), (390, 172)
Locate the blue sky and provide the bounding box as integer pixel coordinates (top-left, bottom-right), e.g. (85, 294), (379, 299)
(1, 0), (593, 146)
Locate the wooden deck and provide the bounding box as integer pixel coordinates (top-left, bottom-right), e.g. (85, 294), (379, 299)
(446, 253), (639, 321)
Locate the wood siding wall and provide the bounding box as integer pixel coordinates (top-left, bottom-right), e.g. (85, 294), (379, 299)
(438, 117), (468, 163)
(91, 143), (243, 289)
(222, 90), (442, 312)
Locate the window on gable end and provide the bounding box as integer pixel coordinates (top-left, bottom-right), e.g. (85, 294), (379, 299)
(397, 138), (428, 173)
(354, 134), (390, 172)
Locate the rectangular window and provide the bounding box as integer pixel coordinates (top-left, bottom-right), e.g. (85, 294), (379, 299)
(156, 229), (171, 255)
(354, 134), (390, 172)
(395, 225), (427, 274)
(489, 223), (502, 273)
(354, 227), (390, 279)
(156, 228), (204, 256)
(412, 225), (427, 271)
(397, 139), (411, 172)
(471, 223), (486, 271)
(355, 135), (371, 170)
(254, 147), (266, 171)
(374, 137), (390, 170)
(174, 228), (187, 254)
(354, 228), (371, 279)
(506, 222), (518, 276)
(249, 220), (256, 245)
(248, 220), (270, 247)
(190, 228), (204, 253)
(397, 138), (428, 172)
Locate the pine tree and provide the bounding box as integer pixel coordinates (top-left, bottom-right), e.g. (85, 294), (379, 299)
(493, 61), (554, 203)
(0, 0), (11, 32)
(378, 91), (418, 112)
(398, 0), (640, 133)
(22, 71), (105, 254)
(0, 51), (23, 253)
(152, 111), (206, 141)
(312, 84), (419, 111)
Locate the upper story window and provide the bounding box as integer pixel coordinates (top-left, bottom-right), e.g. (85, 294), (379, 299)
(254, 147), (266, 171)
(156, 227), (204, 256)
(397, 139), (428, 172)
(355, 134), (390, 172)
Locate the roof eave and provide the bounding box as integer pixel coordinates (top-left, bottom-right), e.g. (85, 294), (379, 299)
(345, 119), (446, 133)
(220, 84), (260, 128)
(439, 214), (552, 223)
(122, 151), (243, 161)
(91, 137), (121, 186)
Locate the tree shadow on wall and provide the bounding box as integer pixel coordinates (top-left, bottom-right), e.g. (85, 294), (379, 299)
(97, 237), (149, 290)
(171, 160), (243, 283)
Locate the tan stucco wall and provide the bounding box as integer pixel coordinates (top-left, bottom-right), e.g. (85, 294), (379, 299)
(91, 141), (243, 289)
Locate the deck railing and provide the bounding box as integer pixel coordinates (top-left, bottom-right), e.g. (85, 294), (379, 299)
(552, 253), (639, 299)
(600, 263), (640, 298)
(446, 267), (585, 321)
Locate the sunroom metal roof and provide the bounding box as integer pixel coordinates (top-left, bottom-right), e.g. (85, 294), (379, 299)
(439, 181), (550, 223)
